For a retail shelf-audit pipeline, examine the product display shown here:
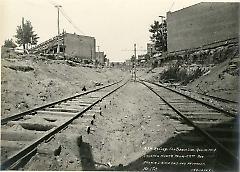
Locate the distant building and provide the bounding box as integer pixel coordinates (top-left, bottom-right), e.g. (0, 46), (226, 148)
(95, 51), (105, 66)
(31, 33), (96, 62)
(125, 59), (132, 66)
(167, 2), (239, 53)
(147, 43), (157, 55)
(138, 54), (146, 62)
(106, 59), (110, 67)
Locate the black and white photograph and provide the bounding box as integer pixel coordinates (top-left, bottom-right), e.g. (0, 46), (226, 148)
(0, 0), (239, 171)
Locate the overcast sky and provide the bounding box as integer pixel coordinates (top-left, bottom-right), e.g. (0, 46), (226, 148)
(0, 0), (239, 62)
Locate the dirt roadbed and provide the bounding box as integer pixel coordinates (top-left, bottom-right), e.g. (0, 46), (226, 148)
(22, 82), (178, 170)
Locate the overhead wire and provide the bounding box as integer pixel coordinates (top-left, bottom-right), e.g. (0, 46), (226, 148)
(59, 8), (86, 35)
(168, 0), (176, 12)
(48, 0), (85, 35)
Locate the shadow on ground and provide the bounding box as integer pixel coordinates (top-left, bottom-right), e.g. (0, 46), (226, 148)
(78, 142), (96, 170)
(80, 117), (239, 172)
(122, 118), (239, 172)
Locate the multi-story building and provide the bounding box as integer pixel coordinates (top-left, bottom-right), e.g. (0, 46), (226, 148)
(147, 43), (157, 55)
(167, 2), (239, 53)
(95, 51), (105, 66)
(31, 32), (96, 62)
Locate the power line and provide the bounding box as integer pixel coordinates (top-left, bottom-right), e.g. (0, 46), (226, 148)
(48, 1), (85, 35)
(59, 8), (85, 35)
(48, 0), (57, 7)
(169, 0), (176, 12)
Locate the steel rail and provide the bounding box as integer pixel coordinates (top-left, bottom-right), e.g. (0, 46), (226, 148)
(140, 80), (239, 165)
(0, 80), (128, 170)
(141, 80), (237, 117)
(1, 80), (122, 125)
(193, 91), (238, 104)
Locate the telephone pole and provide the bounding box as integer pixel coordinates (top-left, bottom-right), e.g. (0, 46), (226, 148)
(159, 15), (165, 34)
(159, 15), (165, 51)
(134, 43), (137, 61)
(22, 17), (25, 52)
(133, 43), (137, 82)
(55, 5), (62, 53)
(97, 46), (100, 66)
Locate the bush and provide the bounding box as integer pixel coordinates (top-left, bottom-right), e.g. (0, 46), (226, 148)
(160, 65), (204, 85)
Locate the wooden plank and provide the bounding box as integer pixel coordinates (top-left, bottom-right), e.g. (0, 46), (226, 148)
(205, 127), (239, 132)
(1, 131), (42, 141)
(184, 112), (222, 116)
(37, 110), (77, 116)
(43, 107), (81, 113)
(185, 115), (232, 120)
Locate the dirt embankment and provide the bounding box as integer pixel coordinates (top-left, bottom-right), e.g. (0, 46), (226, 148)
(139, 55), (239, 102)
(186, 58), (239, 102)
(1, 56), (127, 118)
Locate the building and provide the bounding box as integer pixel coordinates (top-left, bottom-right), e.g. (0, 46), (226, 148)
(106, 59), (110, 67)
(167, 2), (239, 53)
(31, 33), (96, 62)
(95, 51), (105, 66)
(125, 59), (132, 66)
(138, 54), (146, 62)
(147, 43), (157, 55)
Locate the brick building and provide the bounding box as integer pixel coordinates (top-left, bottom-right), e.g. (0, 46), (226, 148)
(95, 51), (105, 66)
(31, 33), (96, 62)
(167, 2), (239, 53)
(147, 43), (157, 55)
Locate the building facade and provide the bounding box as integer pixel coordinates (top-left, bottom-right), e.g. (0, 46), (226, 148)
(95, 51), (105, 66)
(147, 43), (157, 55)
(64, 33), (96, 61)
(31, 33), (96, 62)
(167, 2), (239, 53)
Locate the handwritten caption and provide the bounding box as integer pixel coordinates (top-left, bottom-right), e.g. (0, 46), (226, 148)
(142, 147), (216, 171)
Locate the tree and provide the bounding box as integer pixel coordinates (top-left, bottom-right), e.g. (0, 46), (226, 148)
(30, 33), (39, 48)
(104, 54), (107, 62)
(3, 39), (17, 48)
(15, 18), (39, 51)
(149, 20), (167, 52)
(131, 55), (136, 62)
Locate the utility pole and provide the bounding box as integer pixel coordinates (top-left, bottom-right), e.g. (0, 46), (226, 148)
(159, 15), (165, 51)
(159, 15), (165, 34)
(122, 44), (147, 81)
(22, 17), (25, 52)
(97, 46), (100, 66)
(55, 5), (62, 53)
(133, 43), (137, 82)
(134, 43), (137, 61)
(90, 46), (92, 61)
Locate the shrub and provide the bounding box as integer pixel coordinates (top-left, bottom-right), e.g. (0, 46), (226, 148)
(160, 65), (204, 85)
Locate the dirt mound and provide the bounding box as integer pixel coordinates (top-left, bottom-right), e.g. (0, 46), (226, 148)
(1, 57), (127, 118)
(4, 65), (34, 72)
(139, 47), (239, 102)
(187, 57), (239, 101)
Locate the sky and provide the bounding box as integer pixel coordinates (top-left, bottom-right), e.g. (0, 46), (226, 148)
(0, 0), (239, 62)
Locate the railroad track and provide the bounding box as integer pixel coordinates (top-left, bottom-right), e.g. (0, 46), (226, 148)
(139, 80), (239, 171)
(190, 90), (237, 104)
(1, 80), (128, 170)
(177, 87), (238, 114)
